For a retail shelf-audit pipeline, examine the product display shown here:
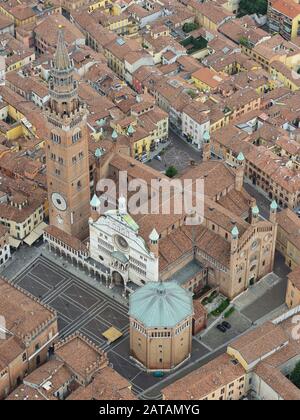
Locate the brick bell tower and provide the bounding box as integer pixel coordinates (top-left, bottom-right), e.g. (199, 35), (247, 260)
(45, 27), (90, 240)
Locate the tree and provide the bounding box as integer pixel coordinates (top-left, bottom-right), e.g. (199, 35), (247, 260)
(165, 166), (178, 178)
(187, 89), (197, 99)
(239, 37), (252, 49)
(183, 22), (199, 33)
(290, 362), (300, 389)
(238, 0), (268, 17)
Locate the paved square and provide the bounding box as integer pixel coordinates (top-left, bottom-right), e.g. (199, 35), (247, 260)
(84, 318), (111, 338)
(9, 254), (212, 397)
(31, 263), (66, 287)
(63, 284), (100, 309)
(97, 306), (129, 331)
(50, 295), (85, 321)
(18, 275), (50, 297)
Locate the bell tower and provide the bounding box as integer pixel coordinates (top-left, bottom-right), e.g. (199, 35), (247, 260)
(45, 27), (90, 240)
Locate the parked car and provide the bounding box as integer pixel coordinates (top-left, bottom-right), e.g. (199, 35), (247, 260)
(153, 371), (164, 378)
(222, 321), (231, 330)
(216, 324), (226, 333)
(155, 155), (162, 161)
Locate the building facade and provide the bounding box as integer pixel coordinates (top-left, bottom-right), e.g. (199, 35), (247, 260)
(276, 208), (300, 269)
(0, 225), (10, 267)
(285, 268), (300, 309)
(268, 0), (300, 40)
(0, 278), (58, 399)
(89, 196), (159, 293)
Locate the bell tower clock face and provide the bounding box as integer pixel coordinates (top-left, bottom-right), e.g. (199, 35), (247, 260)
(51, 192), (67, 212)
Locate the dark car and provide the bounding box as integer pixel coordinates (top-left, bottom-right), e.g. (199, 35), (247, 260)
(216, 324), (227, 333)
(222, 321), (231, 330)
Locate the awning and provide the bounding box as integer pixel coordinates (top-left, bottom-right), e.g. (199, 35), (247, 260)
(102, 327), (123, 343)
(24, 222), (48, 246)
(9, 237), (21, 248)
(33, 222), (48, 237)
(24, 230), (40, 246)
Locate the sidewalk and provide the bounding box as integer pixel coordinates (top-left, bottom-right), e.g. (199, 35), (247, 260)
(233, 273), (282, 312)
(145, 140), (171, 162)
(170, 127), (202, 153)
(41, 248), (128, 307)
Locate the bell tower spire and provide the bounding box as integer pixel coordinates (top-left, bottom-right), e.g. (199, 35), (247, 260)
(54, 26), (72, 71)
(45, 27), (91, 240)
(48, 26), (81, 118)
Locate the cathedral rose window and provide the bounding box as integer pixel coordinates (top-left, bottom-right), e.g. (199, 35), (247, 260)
(115, 235), (129, 251)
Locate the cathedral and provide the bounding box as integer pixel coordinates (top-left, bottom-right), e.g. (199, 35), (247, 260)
(44, 31), (278, 300)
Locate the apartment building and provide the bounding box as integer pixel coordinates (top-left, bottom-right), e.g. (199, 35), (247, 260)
(277, 208), (300, 269)
(268, 0), (300, 40)
(0, 278), (58, 399)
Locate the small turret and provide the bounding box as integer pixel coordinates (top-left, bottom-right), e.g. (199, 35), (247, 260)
(231, 225), (239, 254)
(90, 194), (101, 221)
(118, 195), (127, 215)
(235, 152), (245, 192)
(127, 125), (135, 136)
(202, 131), (211, 162)
(149, 228), (159, 258)
(270, 200), (278, 224)
(112, 130), (118, 141)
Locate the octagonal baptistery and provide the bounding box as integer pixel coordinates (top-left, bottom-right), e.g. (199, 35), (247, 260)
(129, 282), (194, 372)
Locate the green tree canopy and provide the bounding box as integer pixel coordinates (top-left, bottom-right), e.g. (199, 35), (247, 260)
(165, 166), (178, 178)
(238, 0), (268, 17)
(290, 362), (300, 389)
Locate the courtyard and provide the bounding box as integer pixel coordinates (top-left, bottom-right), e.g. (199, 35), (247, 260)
(147, 129), (202, 173)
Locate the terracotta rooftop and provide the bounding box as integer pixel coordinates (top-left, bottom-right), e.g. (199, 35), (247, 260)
(162, 353), (244, 400)
(228, 322), (288, 365)
(270, 0), (300, 19)
(67, 367), (136, 400)
(55, 334), (108, 379)
(0, 277), (56, 340)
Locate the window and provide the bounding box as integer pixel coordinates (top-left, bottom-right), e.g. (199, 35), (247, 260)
(51, 133), (61, 144)
(72, 130), (82, 144)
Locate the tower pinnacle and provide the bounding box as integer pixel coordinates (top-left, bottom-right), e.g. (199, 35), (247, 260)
(53, 27), (72, 71)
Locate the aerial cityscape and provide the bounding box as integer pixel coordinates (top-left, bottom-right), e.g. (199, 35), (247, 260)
(0, 0), (300, 404)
